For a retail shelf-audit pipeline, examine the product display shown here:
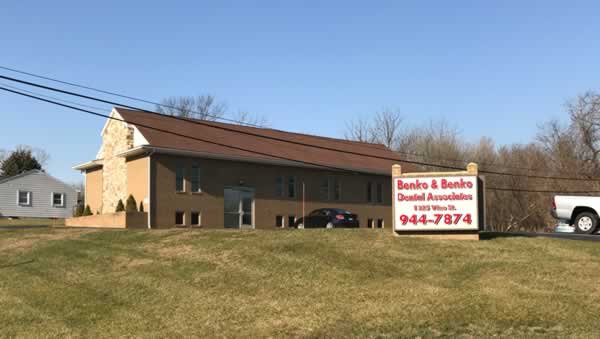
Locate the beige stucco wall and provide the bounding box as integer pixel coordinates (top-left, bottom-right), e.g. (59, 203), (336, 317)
(151, 154), (392, 229)
(85, 167), (103, 214)
(65, 212), (148, 228)
(126, 155), (149, 212)
(99, 115), (134, 213)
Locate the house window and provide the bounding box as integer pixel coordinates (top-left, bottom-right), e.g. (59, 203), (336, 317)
(377, 219), (384, 228)
(52, 193), (65, 207)
(17, 191), (31, 206)
(367, 182), (373, 203)
(191, 212), (201, 226)
(333, 178), (341, 201)
(276, 215), (284, 227)
(376, 183), (383, 203)
(288, 216), (296, 228)
(176, 164), (185, 192)
(191, 165), (201, 192)
(288, 176), (296, 198)
(175, 211), (185, 226)
(276, 176), (284, 197)
(320, 178), (330, 201)
(368, 218), (374, 228)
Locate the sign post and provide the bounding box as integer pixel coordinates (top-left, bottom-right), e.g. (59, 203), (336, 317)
(392, 163), (482, 240)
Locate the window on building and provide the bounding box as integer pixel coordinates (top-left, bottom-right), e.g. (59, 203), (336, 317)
(376, 183), (383, 203)
(17, 191), (31, 206)
(191, 165), (201, 192)
(288, 176), (296, 198)
(288, 216), (296, 228)
(276, 176), (284, 197)
(320, 178), (330, 201)
(367, 182), (373, 203)
(377, 219), (384, 228)
(191, 212), (201, 226)
(333, 178), (341, 201)
(276, 215), (284, 227)
(176, 164), (185, 192)
(368, 218), (374, 228)
(175, 211), (185, 226)
(52, 193), (65, 207)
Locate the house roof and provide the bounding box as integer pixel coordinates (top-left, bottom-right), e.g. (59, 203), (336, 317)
(113, 107), (410, 175)
(0, 169), (75, 190)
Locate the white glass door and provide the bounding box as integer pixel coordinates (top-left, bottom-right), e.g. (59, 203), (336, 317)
(224, 188), (254, 229)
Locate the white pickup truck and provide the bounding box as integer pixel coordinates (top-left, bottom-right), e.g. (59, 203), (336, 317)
(552, 196), (600, 234)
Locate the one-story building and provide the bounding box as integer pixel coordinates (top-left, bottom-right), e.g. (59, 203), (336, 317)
(73, 107), (408, 229)
(0, 169), (78, 219)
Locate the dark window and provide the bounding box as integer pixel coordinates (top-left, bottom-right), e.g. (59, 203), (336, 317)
(18, 191), (31, 206)
(276, 176), (284, 197)
(276, 215), (284, 227)
(377, 219), (384, 228)
(368, 218), (374, 228)
(191, 212), (201, 226)
(288, 176), (296, 198)
(367, 182), (373, 202)
(376, 183), (383, 203)
(191, 165), (201, 192)
(333, 178), (341, 201)
(320, 178), (330, 201)
(176, 164), (185, 192)
(175, 211), (185, 226)
(52, 193), (65, 207)
(288, 216), (296, 228)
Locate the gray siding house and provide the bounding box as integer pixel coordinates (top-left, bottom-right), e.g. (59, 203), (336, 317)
(0, 170), (77, 218)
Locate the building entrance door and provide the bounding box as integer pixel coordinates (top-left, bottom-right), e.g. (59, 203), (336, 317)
(224, 188), (254, 229)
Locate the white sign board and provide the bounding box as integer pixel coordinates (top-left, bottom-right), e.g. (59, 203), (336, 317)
(393, 175), (479, 231)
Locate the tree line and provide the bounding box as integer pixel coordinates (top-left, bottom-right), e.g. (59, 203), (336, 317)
(345, 92), (600, 231)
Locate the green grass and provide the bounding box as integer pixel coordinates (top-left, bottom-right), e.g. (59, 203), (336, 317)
(1, 228), (600, 338)
(0, 218), (64, 227)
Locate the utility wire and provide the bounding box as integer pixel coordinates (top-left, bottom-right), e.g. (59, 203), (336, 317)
(2, 85), (600, 195)
(0, 65), (263, 127)
(0, 82), (109, 112)
(3, 73), (600, 183)
(0, 65), (589, 176)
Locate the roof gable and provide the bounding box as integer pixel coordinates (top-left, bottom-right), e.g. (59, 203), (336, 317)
(115, 107), (407, 175)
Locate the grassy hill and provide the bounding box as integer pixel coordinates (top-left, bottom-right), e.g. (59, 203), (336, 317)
(1, 228), (600, 338)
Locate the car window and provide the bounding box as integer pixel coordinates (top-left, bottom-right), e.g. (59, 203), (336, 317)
(309, 210), (321, 216)
(323, 210), (332, 216)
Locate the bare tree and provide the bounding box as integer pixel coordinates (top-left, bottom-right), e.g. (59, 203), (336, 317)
(567, 91), (600, 175)
(233, 111), (269, 127)
(345, 109), (404, 148)
(156, 95), (227, 121)
(344, 117), (376, 143)
(371, 110), (403, 149)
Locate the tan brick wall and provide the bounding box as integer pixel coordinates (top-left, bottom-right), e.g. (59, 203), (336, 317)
(126, 155), (149, 212)
(65, 211), (148, 228)
(85, 167), (103, 214)
(100, 117), (134, 213)
(152, 154), (392, 229)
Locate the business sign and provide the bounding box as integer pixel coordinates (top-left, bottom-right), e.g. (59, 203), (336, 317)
(393, 175), (479, 231)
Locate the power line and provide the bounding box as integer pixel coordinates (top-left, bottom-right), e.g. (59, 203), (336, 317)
(2, 85), (600, 195)
(3, 72), (600, 183)
(0, 64), (588, 177)
(0, 82), (109, 112)
(0, 65), (263, 127)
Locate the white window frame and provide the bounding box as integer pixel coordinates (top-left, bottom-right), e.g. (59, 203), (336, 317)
(190, 164), (202, 193)
(191, 211), (202, 226)
(175, 210), (185, 226)
(52, 192), (65, 208)
(176, 164), (185, 193)
(17, 190), (31, 206)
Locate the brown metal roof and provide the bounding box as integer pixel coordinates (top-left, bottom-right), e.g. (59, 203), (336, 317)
(116, 107), (409, 175)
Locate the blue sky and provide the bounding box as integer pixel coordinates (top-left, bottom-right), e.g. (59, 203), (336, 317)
(1, 1), (599, 183)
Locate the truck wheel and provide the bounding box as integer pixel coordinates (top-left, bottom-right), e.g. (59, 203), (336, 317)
(574, 212), (598, 234)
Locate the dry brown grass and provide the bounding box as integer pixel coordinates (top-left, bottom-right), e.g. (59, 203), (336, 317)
(1, 228), (600, 338)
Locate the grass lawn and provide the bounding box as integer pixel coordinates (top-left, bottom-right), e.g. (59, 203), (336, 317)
(1, 228), (600, 338)
(0, 218), (64, 227)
